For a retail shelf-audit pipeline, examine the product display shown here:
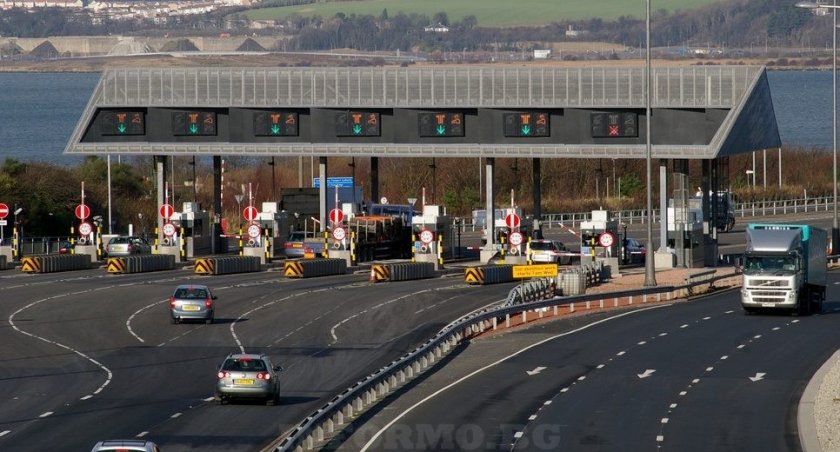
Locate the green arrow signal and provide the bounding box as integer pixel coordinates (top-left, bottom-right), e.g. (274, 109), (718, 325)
(521, 125), (531, 135)
(189, 123), (199, 134)
(436, 125), (446, 135)
(271, 124), (281, 135)
(117, 123), (127, 134)
(352, 124), (363, 135)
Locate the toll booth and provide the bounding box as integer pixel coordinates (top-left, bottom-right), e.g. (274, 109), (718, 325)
(580, 210), (619, 273)
(173, 202), (211, 259)
(327, 202), (357, 267)
(256, 202), (289, 260)
(478, 207), (532, 264)
(412, 205), (453, 270)
(667, 199), (705, 268)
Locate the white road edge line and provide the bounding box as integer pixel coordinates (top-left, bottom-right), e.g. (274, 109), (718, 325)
(358, 304), (670, 451)
(126, 298), (169, 343)
(0, 430), (9, 437)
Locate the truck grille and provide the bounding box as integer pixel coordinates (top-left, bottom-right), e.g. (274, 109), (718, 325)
(746, 279), (790, 288)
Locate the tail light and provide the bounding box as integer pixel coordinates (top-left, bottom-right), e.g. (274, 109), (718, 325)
(217, 371), (229, 379)
(257, 372), (271, 380)
(205, 298), (213, 309)
(169, 297), (176, 309)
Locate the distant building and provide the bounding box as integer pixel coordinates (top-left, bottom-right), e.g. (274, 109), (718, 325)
(424, 23), (449, 33)
(565, 25), (589, 38)
(533, 49), (551, 59)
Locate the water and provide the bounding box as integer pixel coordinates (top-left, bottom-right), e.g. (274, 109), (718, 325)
(0, 69), (833, 164)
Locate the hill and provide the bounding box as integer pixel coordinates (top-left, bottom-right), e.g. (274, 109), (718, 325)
(245, 0), (727, 27)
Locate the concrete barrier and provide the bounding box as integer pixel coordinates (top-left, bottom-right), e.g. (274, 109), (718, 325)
(21, 254), (90, 273)
(464, 264), (514, 285)
(284, 258), (346, 278)
(194, 256), (261, 275)
(106, 255), (175, 274)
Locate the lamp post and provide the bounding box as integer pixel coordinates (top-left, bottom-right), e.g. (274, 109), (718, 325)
(644, 0), (657, 286)
(797, 1), (840, 253)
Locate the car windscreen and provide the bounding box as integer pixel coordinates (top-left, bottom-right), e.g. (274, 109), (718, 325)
(530, 242), (554, 251)
(222, 358), (267, 372)
(174, 288), (208, 299)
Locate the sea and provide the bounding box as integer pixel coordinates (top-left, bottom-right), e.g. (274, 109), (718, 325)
(0, 70), (832, 165)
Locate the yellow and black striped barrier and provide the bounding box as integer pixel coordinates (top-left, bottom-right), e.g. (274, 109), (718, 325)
(20, 256), (41, 273)
(370, 264), (390, 282)
(465, 267), (485, 284)
(284, 258), (346, 278)
(21, 254), (90, 273)
(107, 258), (126, 273)
(193, 256), (260, 275)
(194, 258), (215, 275)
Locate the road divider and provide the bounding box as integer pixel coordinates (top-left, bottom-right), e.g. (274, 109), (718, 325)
(21, 254), (90, 273)
(194, 256), (261, 275)
(284, 258), (347, 278)
(369, 262), (435, 282)
(106, 255), (175, 274)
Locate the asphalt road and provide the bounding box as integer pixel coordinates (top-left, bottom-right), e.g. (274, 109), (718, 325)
(346, 276), (840, 452)
(0, 266), (515, 451)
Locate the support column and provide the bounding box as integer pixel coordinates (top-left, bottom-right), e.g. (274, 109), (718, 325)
(319, 157), (327, 233)
(480, 158), (496, 264)
(370, 157), (379, 208)
(155, 156), (167, 247)
(532, 158), (543, 239)
(654, 158), (676, 269)
(212, 156), (222, 254)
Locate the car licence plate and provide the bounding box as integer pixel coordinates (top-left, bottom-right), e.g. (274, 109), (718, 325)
(182, 305), (200, 311)
(292, 243), (302, 248)
(234, 379), (254, 385)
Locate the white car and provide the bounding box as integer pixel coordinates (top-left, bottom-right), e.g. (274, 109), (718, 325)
(529, 240), (571, 265)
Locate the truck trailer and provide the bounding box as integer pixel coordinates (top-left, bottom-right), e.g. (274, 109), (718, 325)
(741, 224), (826, 315)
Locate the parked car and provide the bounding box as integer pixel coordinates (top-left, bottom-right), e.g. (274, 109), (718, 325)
(58, 241), (75, 254)
(90, 439), (161, 452)
(282, 231), (324, 257)
(105, 236), (152, 257)
(529, 239), (572, 265)
(215, 353), (282, 405)
(169, 284), (216, 324)
(622, 238), (647, 264)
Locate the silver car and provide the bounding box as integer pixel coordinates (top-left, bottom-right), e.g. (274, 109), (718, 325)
(90, 439), (161, 451)
(106, 236), (152, 257)
(529, 239), (571, 265)
(215, 353), (282, 405)
(169, 284), (215, 324)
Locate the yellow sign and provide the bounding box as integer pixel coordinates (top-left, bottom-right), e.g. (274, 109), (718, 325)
(512, 264), (558, 279)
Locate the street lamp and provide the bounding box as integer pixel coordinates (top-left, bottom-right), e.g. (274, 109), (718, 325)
(644, 0), (656, 286)
(797, 1), (840, 253)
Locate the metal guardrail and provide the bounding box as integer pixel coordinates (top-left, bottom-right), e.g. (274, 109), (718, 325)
(272, 269), (740, 452)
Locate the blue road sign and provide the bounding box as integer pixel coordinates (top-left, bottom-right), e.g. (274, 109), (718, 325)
(313, 177), (355, 188)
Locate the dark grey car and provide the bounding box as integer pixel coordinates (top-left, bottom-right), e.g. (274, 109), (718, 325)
(215, 353), (282, 405)
(169, 284), (215, 324)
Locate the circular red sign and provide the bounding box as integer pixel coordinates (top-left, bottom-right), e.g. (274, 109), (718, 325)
(159, 204), (174, 219)
(75, 204), (90, 220)
(78, 221), (93, 236)
(0, 203), (8, 219)
(419, 228), (434, 244)
(243, 206), (259, 221)
(247, 223), (262, 239)
(332, 226), (346, 241)
(598, 232), (616, 248)
(509, 231), (523, 246)
(329, 208), (344, 223)
(505, 213), (521, 229)
(162, 222), (177, 237)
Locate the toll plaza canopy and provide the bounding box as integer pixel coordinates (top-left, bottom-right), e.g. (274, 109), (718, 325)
(64, 65), (780, 159)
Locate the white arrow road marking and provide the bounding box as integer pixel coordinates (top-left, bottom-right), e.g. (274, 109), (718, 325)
(526, 366), (547, 376)
(637, 369), (656, 379)
(749, 372), (766, 382)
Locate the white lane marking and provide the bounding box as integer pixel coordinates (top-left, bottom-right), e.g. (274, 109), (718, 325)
(544, 400), (552, 405)
(772, 327), (781, 331)
(358, 305), (670, 452)
(80, 395), (92, 400)
(526, 367), (547, 376)
(749, 372), (767, 382)
(638, 341), (647, 345)
(657, 435), (664, 442)
(754, 335), (762, 339)
(659, 332), (668, 337)
(9, 295), (114, 400)
(702, 316), (711, 320)
(706, 367), (714, 372)
(670, 403), (678, 409)
(0, 430), (10, 437)
(725, 310), (734, 314)
(330, 290), (432, 345)
(171, 412), (182, 418)
(616, 351), (626, 356)
(737, 344), (746, 349)
(637, 369), (656, 379)
(126, 298), (170, 343)
(528, 415), (537, 421)
(577, 376), (586, 381)
(137, 431), (148, 438)
(561, 388), (569, 393)
(203, 397), (215, 402)
(596, 364), (605, 369)
(514, 432), (524, 439)
(692, 379), (700, 384)
(679, 391), (687, 396)
(792, 319), (800, 323)
(661, 418), (669, 424)
(680, 324), (689, 329)
(39, 412), (53, 418)
(721, 355), (728, 360)
(230, 291), (314, 354)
